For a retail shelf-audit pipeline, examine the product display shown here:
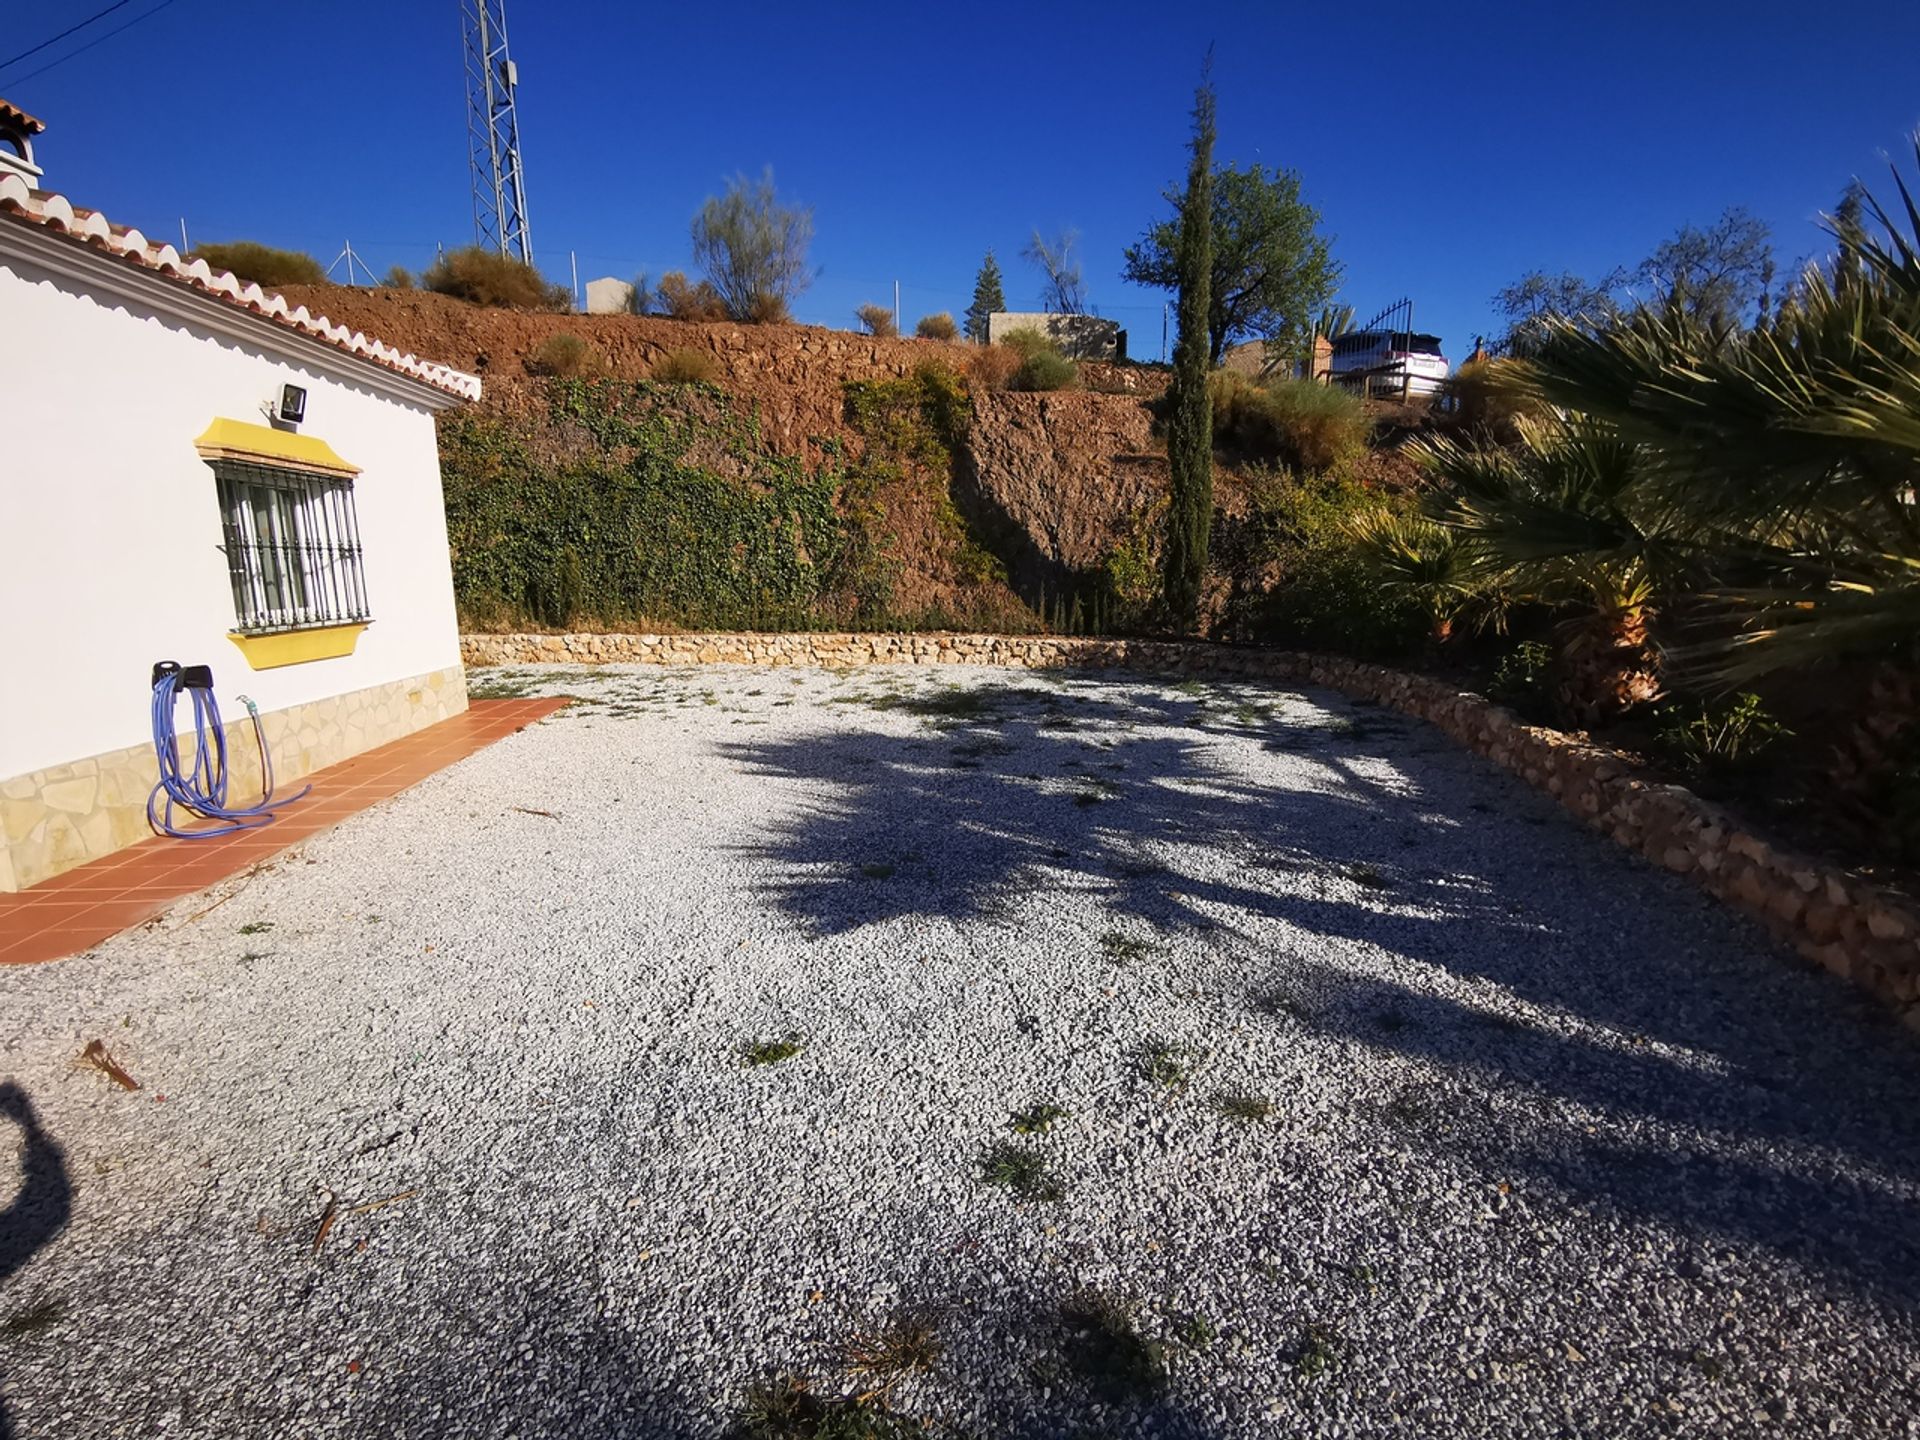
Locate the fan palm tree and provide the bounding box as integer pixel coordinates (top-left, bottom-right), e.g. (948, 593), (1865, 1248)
(1407, 415), (1700, 722)
(1520, 143), (1920, 686)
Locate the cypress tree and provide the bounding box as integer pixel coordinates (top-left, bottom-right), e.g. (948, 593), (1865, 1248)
(965, 250), (1006, 343)
(1162, 73), (1216, 632)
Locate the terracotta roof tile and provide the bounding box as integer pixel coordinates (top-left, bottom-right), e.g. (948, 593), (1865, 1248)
(0, 99), (45, 135)
(0, 175), (480, 402)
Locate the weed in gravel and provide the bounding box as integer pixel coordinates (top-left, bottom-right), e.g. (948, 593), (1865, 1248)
(859, 862), (896, 880)
(1251, 989), (1308, 1021)
(1294, 1321), (1343, 1380)
(833, 1309), (943, 1382)
(1171, 1313), (1216, 1350)
(1345, 863), (1391, 889)
(237, 951), (271, 966)
(0, 1299), (64, 1337)
(1212, 1092), (1274, 1122)
(1136, 1041), (1194, 1089)
(238, 921), (274, 936)
(736, 1375), (917, 1439)
(1059, 1293), (1169, 1401)
(1100, 932), (1156, 964)
(978, 1142), (1061, 1201)
(1010, 1102), (1069, 1134)
(742, 1034), (806, 1067)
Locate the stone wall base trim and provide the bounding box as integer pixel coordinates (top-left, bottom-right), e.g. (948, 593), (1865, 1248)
(462, 630), (1920, 1028)
(1, 665), (468, 891)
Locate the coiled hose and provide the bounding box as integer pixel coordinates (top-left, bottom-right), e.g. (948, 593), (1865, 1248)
(147, 663), (310, 838)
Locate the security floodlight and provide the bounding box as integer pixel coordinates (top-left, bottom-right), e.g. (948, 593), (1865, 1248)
(278, 384), (307, 424)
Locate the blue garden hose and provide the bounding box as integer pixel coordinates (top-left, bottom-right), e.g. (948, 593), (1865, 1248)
(147, 663), (310, 838)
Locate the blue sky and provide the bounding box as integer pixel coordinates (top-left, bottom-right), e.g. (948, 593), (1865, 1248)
(8, 0), (1920, 364)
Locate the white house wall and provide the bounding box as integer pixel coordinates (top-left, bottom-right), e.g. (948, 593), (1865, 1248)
(0, 247), (466, 781)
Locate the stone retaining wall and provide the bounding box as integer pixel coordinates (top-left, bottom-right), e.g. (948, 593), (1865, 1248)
(461, 631), (1920, 1029)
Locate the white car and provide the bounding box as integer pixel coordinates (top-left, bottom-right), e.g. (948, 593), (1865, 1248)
(1327, 330), (1449, 398)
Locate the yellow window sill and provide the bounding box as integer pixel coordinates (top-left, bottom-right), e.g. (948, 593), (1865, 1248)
(227, 623), (369, 670)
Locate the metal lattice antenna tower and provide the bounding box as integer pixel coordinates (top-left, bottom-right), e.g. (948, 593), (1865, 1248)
(462, 0), (533, 263)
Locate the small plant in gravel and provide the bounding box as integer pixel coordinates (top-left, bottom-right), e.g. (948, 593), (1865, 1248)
(978, 1142), (1061, 1201)
(833, 1309), (943, 1383)
(1136, 1041), (1194, 1090)
(1010, 1101), (1069, 1135)
(1212, 1092), (1273, 1122)
(742, 1034), (806, 1067)
(237, 921), (274, 936)
(1099, 932), (1155, 964)
(0, 1300), (64, 1338)
(1171, 1312), (1217, 1350)
(736, 1374), (917, 1439)
(1059, 1293), (1169, 1401)
(1294, 1321), (1343, 1379)
(1250, 989), (1308, 1021)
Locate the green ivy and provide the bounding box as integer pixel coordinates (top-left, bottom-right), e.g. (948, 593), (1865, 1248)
(442, 379), (893, 631)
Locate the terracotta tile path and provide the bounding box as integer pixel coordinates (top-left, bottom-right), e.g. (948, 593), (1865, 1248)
(0, 697), (568, 965)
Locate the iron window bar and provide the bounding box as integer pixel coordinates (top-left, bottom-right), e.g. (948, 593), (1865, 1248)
(212, 459), (371, 635)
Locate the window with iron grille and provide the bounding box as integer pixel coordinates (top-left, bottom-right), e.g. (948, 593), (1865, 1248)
(211, 460), (370, 634)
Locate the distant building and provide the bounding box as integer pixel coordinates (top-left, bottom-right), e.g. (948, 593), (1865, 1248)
(585, 276), (635, 314)
(987, 311), (1126, 361)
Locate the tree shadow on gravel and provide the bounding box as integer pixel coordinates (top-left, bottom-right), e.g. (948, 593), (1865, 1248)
(0, 1083), (73, 1440)
(716, 673), (1920, 1318)
(720, 678), (1480, 944)
(1279, 964), (1920, 1318)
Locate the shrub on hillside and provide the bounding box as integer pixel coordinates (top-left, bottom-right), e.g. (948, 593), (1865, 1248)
(1210, 371), (1369, 472)
(915, 312), (959, 341)
(1009, 349), (1079, 392)
(192, 241), (327, 288)
(383, 265), (415, 290)
(966, 344), (1025, 392)
(746, 292), (792, 324)
(998, 325), (1054, 359)
(527, 334), (606, 379)
(1226, 467), (1428, 656)
(656, 271), (729, 322)
(423, 246), (569, 309)
(856, 303), (897, 337)
(652, 347), (719, 384)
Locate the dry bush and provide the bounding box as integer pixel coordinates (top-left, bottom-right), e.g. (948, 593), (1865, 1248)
(746, 292), (792, 324)
(915, 312), (959, 341)
(192, 241), (327, 288)
(1210, 371), (1368, 472)
(967, 345), (1024, 391)
(656, 271), (729, 322)
(1448, 355), (1539, 439)
(527, 333), (605, 379)
(652, 347), (720, 384)
(856, 303), (897, 337)
(423, 247), (569, 309)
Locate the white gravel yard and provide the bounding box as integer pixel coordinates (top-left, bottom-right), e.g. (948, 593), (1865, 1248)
(3, 662), (1918, 1440)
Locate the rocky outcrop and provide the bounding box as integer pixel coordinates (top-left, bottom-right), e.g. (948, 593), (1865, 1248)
(959, 391), (1164, 598)
(461, 628), (1920, 1030)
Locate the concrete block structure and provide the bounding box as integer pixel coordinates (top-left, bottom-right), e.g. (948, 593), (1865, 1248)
(987, 311), (1127, 361)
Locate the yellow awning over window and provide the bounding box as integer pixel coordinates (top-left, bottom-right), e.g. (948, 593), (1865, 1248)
(193, 418), (360, 477)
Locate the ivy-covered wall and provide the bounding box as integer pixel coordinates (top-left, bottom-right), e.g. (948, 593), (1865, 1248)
(440, 376), (1033, 634)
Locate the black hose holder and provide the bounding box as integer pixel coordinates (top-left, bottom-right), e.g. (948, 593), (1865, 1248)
(151, 661), (181, 687)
